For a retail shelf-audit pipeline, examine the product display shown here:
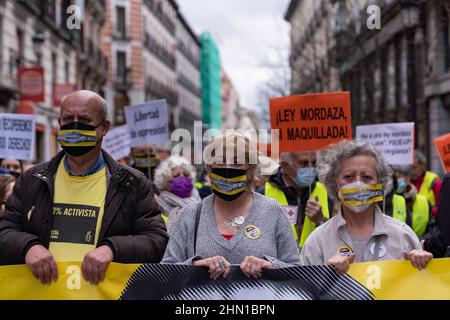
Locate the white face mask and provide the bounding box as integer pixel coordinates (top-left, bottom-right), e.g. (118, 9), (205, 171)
(338, 180), (384, 213)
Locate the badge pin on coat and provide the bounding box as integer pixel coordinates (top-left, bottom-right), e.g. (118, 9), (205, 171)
(244, 225), (261, 239)
(336, 246), (354, 256)
(370, 242), (387, 258)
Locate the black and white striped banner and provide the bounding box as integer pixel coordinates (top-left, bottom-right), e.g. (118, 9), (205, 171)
(120, 264), (374, 300)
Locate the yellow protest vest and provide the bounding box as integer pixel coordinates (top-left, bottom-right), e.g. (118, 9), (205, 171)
(411, 194), (429, 237)
(161, 214), (169, 224)
(194, 182), (203, 189)
(392, 194), (407, 222)
(265, 182), (329, 248)
(392, 193), (429, 237)
(418, 171), (439, 206)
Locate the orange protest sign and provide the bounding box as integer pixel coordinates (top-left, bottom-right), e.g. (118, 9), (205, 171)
(270, 92), (352, 152)
(434, 133), (450, 173)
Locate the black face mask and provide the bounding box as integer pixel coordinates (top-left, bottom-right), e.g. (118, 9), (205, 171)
(210, 168), (248, 202)
(57, 122), (102, 157)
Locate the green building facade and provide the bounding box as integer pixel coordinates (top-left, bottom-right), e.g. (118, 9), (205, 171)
(200, 33), (222, 130)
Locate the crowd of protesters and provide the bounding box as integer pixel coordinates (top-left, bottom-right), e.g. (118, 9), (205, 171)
(0, 90), (449, 286)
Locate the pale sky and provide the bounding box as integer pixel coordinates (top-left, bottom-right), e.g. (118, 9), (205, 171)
(179, 0), (291, 109)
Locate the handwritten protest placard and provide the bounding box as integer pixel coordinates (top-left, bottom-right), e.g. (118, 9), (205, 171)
(124, 100), (168, 147)
(356, 122), (414, 165)
(270, 92), (352, 152)
(434, 133), (450, 173)
(0, 114), (35, 161)
(102, 125), (131, 161)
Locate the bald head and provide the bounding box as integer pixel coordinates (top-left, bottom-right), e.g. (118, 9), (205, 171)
(60, 90), (108, 124)
(58, 90), (110, 146)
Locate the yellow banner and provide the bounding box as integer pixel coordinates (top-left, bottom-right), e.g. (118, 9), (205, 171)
(348, 258), (450, 300)
(0, 262), (139, 300)
(1, 259), (450, 300)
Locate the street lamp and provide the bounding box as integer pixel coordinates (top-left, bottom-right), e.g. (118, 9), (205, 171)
(32, 32), (45, 65)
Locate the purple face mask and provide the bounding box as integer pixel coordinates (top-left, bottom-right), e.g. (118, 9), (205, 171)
(170, 175), (193, 198)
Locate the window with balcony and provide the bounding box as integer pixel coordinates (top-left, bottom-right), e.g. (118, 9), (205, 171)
(115, 6), (126, 39)
(116, 51), (127, 84)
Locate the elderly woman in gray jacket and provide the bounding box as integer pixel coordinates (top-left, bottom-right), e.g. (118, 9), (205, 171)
(162, 132), (300, 279)
(300, 140), (433, 273)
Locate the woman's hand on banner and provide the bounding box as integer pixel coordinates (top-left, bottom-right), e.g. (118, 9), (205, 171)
(193, 255), (232, 280)
(240, 256), (272, 279)
(328, 253), (355, 275)
(404, 250), (433, 270)
(81, 245), (114, 285)
(25, 244), (58, 285)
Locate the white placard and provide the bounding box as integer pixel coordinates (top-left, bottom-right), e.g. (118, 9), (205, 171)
(0, 114), (35, 161)
(102, 125), (130, 160)
(124, 100), (169, 147)
(356, 122), (415, 165)
(283, 205), (298, 225)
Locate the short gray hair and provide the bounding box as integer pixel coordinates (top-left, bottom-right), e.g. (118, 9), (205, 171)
(154, 156), (197, 191)
(280, 151), (320, 165)
(317, 140), (393, 202)
(391, 164), (412, 176)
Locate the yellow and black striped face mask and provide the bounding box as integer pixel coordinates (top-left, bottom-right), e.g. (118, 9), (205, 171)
(210, 168), (248, 202)
(134, 156), (157, 168)
(57, 122), (100, 157)
(338, 181), (384, 213)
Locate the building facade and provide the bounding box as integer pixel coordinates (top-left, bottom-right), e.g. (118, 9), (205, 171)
(102, 0), (143, 126)
(285, 0), (341, 95)
(79, 0), (108, 94)
(286, 0), (450, 174)
(0, 0), (80, 162)
(221, 69), (239, 130)
(103, 0), (201, 137)
(175, 11), (201, 136)
(200, 32), (222, 130)
(237, 107), (259, 132)
(423, 0), (450, 174)
(141, 0), (178, 132)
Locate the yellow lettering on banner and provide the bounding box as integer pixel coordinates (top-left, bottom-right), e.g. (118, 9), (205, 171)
(366, 265), (381, 290)
(66, 265), (81, 290)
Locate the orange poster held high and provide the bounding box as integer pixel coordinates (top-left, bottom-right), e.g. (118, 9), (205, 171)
(434, 133), (450, 173)
(270, 92), (352, 152)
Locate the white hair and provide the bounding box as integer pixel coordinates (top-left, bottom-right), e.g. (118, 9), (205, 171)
(317, 140), (393, 202)
(154, 156), (197, 191)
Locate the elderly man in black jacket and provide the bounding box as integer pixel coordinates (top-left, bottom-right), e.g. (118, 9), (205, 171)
(423, 172), (450, 257)
(0, 90), (169, 285)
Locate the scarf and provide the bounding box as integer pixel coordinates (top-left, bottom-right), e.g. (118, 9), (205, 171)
(156, 188), (201, 234)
